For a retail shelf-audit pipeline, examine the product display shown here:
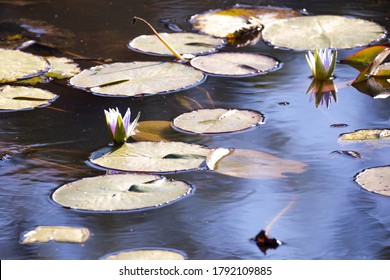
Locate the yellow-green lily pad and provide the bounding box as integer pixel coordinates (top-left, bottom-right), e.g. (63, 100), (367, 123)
(52, 173), (193, 211)
(190, 52), (279, 76)
(262, 15), (386, 50)
(0, 85), (57, 111)
(190, 6), (301, 39)
(102, 248), (186, 260)
(132, 120), (182, 142)
(45, 56), (81, 79)
(69, 61), (205, 97)
(128, 32), (225, 57)
(355, 166), (390, 196)
(206, 148), (307, 179)
(173, 108), (264, 134)
(90, 141), (209, 173)
(21, 226), (90, 244)
(339, 129), (390, 140)
(0, 48), (50, 83)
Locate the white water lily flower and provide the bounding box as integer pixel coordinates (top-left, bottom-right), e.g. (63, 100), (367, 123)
(104, 107), (141, 145)
(306, 48), (337, 80)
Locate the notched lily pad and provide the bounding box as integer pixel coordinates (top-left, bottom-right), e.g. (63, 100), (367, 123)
(0, 85), (57, 111)
(355, 166), (390, 196)
(206, 148), (307, 179)
(262, 15), (386, 50)
(190, 52), (280, 76)
(21, 226), (90, 244)
(102, 248), (186, 260)
(90, 141), (209, 173)
(69, 61), (205, 97)
(45, 56), (81, 79)
(0, 48), (50, 82)
(52, 173), (193, 211)
(129, 32), (225, 57)
(173, 108), (264, 134)
(339, 129), (390, 140)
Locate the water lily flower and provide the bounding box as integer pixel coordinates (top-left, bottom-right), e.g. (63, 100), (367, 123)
(104, 107), (140, 145)
(306, 48), (337, 80)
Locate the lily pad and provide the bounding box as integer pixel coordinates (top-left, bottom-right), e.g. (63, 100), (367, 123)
(0, 85), (57, 111)
(132, 120), (182, 142)
(102, 248), (186, 260)
(90, 141), (209, 173)
(52, 173), (193, 211)
(0, 48), (49, 82)
(45, 56), (81, 79)
(262, 15), (386, 50)
(69, 61), (205, 97)
(340, 46), (388, 71)
(21, 226), (90, 244)
(190, 52), (279, 76)
(190, 6), (302, 39)
(173, 108), (264, 134)
(128, 32), (225, 57)
(206, 148), (307, 179)
(355, 166), (390, 196)
(339, 129), (390, 140)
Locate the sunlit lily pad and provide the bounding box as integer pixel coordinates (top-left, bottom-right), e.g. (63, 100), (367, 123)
(173, 108), (264, 134)
(190, 52), (279, 76)
(0, 85), (57, 111)
(21, 226), (90, 244)
(340, 46), (388, 71)
(206, 148), (307, 179)
(52, 173), (193, 211)
(339, 129), (390, 140)
(190, 6), (301, 39)
(355, 166), (390, 196)
(128, 32), (225, 57)
(0, 48), (49, 82)
(90, 141), (209, 173)
(102, 248), (186, 260)
(262, 15), (386, 50)
(132, 120), (182, 142)
(69, 61), (205, 97)
(45, 56), (80, 79)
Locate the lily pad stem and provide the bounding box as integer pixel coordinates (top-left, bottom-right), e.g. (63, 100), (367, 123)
(265, 197), (296, 235)
(132, 16), (185, 61)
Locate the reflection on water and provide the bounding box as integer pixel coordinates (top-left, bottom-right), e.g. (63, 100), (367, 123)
(1, 0), (390, 260)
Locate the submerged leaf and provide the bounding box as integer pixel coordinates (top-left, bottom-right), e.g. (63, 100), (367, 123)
(102, 248), (186, 260)
(206, 148), (307, 179)
(0, 85), (57, 111)
(129, 33), (225, 57)
(0, 48), (49, 82)
(90, 141), (209, 173)
(70, 62), (205, 97)
(21, 226), (90, 244)
(190, 52), (279, 76)
(262, 15), (386, 50)
(173, 108), (264, 134)
(355, 166), (390, 197)
(339, 129), (390, 140)
(52, 173), (193, 211)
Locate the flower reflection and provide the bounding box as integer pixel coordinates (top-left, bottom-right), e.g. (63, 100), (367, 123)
(306, 79), (338, 108)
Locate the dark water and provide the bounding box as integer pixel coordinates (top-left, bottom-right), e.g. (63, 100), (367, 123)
(1, 0), (390, 260)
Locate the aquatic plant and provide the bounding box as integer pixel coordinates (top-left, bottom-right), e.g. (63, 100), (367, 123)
(306, 48), (337, 80)
(104, 107), (140, 145)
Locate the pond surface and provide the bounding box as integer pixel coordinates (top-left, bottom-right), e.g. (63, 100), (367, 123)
(1, 0), (390, 260)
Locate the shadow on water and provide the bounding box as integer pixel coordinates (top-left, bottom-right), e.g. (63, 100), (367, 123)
(1, 0), (390, 259)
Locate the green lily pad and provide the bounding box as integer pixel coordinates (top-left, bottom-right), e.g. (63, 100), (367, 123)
(355, 166), (390, 196)
(173, 108), (264, 134)
(128, 32), (225, 57)
(0, 85), (57, 111)
(132, 120), (182, 142)
(262, 15), (386, 50)
(340, 46), (388, 71)
(102, 248), (186, 260)
(45, 56), (81, 79)
(52, 173), (193, 211)
(21, 226), (90, 244)
(69, 61), (205, 97)
(190, 52), (279, 76)
(0, 48), (49, 82)
(206, 148), (307, 179)
(90, 141), (209, 173)
(339, 129), (390, 140)
(190, 6), (301, 39)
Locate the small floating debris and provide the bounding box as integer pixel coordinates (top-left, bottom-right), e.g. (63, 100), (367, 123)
(331, 150), (361, 159)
